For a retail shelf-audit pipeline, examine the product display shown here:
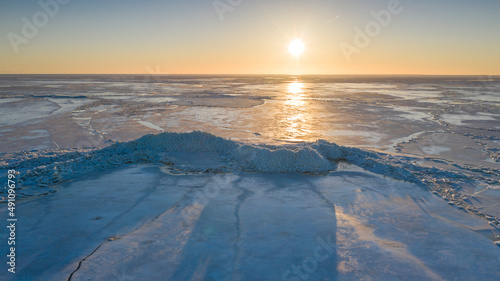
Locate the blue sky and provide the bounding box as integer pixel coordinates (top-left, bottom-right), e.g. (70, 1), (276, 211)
(1, 0), (499, 74)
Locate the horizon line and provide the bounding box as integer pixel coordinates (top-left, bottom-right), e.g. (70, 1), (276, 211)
(0, 73), (498, 77)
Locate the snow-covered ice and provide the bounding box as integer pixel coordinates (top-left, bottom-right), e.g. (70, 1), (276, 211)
(1, 164), (499, 280)
(0, 75), (499, 280)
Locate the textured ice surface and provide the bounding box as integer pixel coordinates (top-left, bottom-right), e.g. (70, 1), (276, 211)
(1, 75), (498, 152)
(1, 131), (499, 226)
(1, 75), (499, 217)
(0, 75), (499, 280)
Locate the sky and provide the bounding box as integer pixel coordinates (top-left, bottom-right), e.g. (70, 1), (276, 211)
(1, 0), (499, 75)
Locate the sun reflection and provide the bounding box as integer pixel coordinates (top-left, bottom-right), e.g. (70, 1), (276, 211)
(272, 81), (314, 142)
(286, 82), (305, 106)
(288, 81), (303, 94)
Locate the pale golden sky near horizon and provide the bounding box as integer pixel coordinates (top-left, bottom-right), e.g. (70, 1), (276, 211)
(1, 0), (499, 75)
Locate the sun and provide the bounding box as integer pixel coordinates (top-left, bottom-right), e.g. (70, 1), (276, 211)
(288, 39), (304, 57)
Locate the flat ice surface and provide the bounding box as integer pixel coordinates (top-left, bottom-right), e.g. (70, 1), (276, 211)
(1, 164), (499, 281)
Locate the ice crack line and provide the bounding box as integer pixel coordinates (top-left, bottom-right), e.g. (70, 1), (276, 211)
(112, 187), (200, 241)
(232, 184), (251, 280)
(66, 186), (197, 281)
(66, 243), (104, 281)
(91, 173), (163, 237)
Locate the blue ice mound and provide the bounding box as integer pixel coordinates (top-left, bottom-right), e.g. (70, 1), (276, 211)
(1, 131), (451, 198)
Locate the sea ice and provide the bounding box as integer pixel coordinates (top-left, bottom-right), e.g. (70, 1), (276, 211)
(1, 164), (499, 280)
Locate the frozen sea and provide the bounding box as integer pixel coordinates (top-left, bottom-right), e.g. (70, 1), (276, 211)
(0, 75), (499, 280)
